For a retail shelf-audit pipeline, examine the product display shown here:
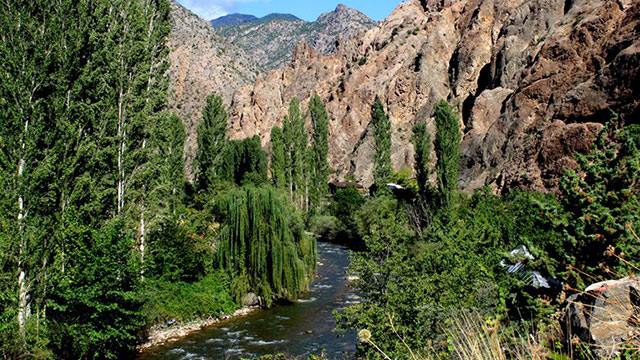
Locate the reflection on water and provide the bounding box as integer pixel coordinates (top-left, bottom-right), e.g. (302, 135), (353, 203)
(139, 242), (357, 360)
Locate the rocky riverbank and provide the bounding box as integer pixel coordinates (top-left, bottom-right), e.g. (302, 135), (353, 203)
(138, 306), (259, 351)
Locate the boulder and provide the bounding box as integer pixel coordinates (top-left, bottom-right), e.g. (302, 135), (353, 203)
(562, 277), (640, 358)
(241, 292), (260, 307)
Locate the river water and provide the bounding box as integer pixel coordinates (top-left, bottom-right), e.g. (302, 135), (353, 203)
(139, 242), (358, 359)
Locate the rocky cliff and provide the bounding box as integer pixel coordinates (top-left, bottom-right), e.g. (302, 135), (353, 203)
(215, 5), (376, 70)
(227, 0), (640, 192)
(168, 1), (260, 177)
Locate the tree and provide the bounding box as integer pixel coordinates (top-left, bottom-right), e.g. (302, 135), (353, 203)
(412, 121), (431, 195)
(557, 121), (640, 288)
(309, 95), (330, 214)
(215, 186), (317, 306)
(434, 100), (461, 214)
(372, 97), (392, 188)
(270, 126), (287, 189)
(282, 98), (308, 209)
(195, 94), (228, 191)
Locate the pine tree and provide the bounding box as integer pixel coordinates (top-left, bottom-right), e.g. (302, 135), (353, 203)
(434, 100), (461, 213)
(270, 126), (287, 189)
(372, 97), (392, 188)
(309, 95), (330, 214)
(412, 121), (431, 195)
(195, 94), (228, 191)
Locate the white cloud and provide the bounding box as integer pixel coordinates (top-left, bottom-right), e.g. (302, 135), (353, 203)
(177, 0), (267, 20)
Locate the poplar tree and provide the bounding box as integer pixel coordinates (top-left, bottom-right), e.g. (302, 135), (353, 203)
(309, 95), (329, 213)
(270, 126), (287, 189)
(412, 121), (431, 195)
(282, 98), (307, 208)
(195, 94), (228, 191)
(372, 97), (392, 188)
(434, 100), (461, 213)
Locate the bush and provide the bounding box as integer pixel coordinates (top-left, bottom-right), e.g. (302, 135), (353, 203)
(141, 273), (238, 326)
(308, 215), (339, 242)
(329, 186), (365, 245)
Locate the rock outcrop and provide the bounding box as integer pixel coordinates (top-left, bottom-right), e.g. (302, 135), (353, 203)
(168, 1), (260, 179)
(214, 5), (376, 70)
(562, 277), (640, 358)
(226, 0), (640, 191)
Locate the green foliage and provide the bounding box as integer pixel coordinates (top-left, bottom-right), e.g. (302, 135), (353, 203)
(308, 215), (340, 242)
(222, 136), (269, 186)
(47, 219), (145, 359)
(372, 97), (393, 187)
(434, 100), (461, 215)
(412, 121), (431, 195)
(215, 186), (317, 306)
(196, 94), (229, 191)
(555, 122), (640, 287)
(270, 126), (287, 189)
(339, 190), (563, 358)
(145, 215), (210, 283)
(309, 95), (330, 214)
(282, 98), (309, 209)
(329, 186), (366, 245)
(141, 273), (238, 325)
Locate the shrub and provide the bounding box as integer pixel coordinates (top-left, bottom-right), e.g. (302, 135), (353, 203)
(141, 273), (237, 325)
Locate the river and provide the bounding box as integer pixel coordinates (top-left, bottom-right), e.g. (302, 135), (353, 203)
(139, 241), (358, 359)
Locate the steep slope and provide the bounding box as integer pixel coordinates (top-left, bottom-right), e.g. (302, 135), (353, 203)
(210, 13), (258, 27)
(214, 5), (376, 70)
(227, 0), (640, 192)
(168, 1), (261, 178)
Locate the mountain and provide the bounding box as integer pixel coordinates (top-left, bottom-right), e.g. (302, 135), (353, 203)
(226, 0), (640, 192)
(214, 4), (376, 70)
(167, 1), (261, 179)
(210, 13), (258, 27)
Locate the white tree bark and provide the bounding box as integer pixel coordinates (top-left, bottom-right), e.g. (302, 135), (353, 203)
(17, 117), (29, 334)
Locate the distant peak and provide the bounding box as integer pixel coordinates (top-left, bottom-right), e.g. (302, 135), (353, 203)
(335, 4), (348, 12)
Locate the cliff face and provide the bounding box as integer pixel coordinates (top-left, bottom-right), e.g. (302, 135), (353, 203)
(167, 1), (260, 178)
(215, 5), (376, 70)
(227, 0), (640, 192)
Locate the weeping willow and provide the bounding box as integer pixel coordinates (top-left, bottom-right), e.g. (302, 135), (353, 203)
(217, 186), (317, 306)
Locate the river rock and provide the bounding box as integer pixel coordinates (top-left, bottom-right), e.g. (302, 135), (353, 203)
(561, 277), (640, 358)
(241, 292), (260, 307)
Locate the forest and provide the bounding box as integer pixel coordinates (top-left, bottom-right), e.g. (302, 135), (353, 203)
(1, 0), (639, 359)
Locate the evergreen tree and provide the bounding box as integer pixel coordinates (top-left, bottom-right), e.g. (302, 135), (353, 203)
(412, 121), (431, 195)
(309, 95), (330, 213)
(372, 97), (392, 188)
(434, 100), (461, 213)
(195, 94), (228, 191)
(270, 126), (287, 189)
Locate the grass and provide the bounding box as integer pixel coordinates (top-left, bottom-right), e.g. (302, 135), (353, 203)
(141, 272), (239, 326)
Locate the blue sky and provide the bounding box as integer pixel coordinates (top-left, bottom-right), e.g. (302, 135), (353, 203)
(177, 0), (402, 22)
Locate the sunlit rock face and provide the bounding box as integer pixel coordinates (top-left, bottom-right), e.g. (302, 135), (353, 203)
(171, 0), (640, 191)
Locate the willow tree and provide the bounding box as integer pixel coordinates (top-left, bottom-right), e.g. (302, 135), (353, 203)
(216, 187), (316, 306)
(434, 100), (461, 214)
(372, 97), (392, 188)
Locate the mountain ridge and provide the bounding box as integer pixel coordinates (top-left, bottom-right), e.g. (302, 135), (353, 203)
(225, 0), (640, 192)
(214, 4), (376, 70)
